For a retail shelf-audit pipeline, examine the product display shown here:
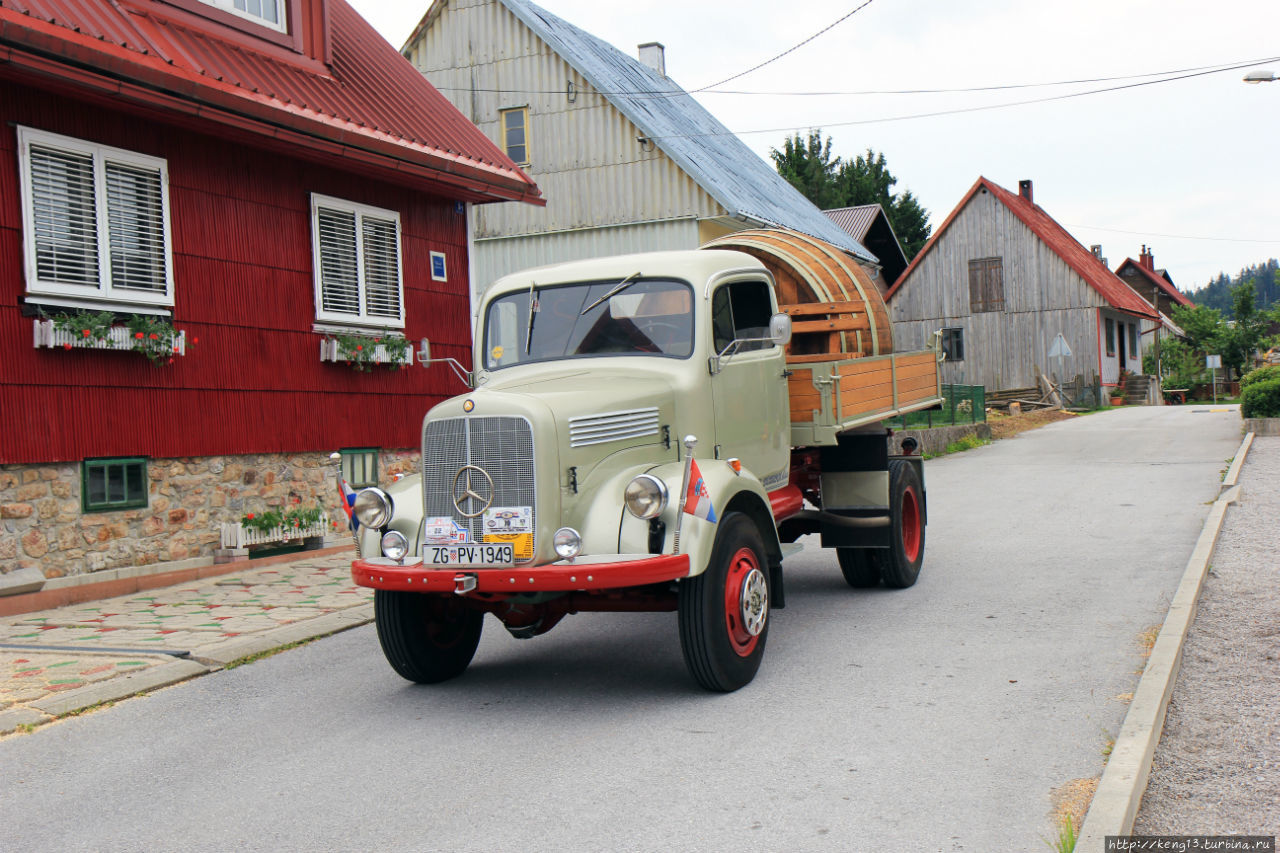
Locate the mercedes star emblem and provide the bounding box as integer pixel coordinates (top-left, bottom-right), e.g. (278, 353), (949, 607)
(452, 465), (495, 518)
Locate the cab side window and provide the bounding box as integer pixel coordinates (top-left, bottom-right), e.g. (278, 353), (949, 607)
(711, 279), (774, 354)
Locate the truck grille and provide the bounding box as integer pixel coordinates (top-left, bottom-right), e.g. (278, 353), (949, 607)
(568, 407), (660, 447)
(422, 416), (537, 562)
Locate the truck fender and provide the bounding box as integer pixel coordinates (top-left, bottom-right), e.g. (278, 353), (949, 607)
(640, 460), (783, 589)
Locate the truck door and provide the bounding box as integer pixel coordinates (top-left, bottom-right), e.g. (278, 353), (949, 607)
(709, 277), (791, 490)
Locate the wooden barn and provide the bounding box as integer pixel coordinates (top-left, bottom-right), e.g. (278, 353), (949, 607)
(886, 178), (1159, 397)
(402, 0), (878, 300)
(0, 0), (541, 580)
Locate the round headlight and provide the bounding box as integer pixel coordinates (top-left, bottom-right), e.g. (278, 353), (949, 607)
(353, 488), (393, 528)
(553, 527), (582, 561)
(624, 474), (669, 520)
(380, 530), (408, 562)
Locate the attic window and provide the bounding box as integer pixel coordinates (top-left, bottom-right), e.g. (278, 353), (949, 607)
(198, 0), (287, 33)
(500, 108), (530, 166)
(968, 257), (1004, 313)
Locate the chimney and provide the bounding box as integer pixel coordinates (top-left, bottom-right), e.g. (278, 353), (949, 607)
(1140, 244), (1155, 271)
(1090, 244), (1108, 266)
(638, 42), (666, 78)
(1018, 179), (1033, 203)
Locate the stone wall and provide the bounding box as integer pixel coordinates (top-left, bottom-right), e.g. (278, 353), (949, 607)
(1, 449), (419, 579)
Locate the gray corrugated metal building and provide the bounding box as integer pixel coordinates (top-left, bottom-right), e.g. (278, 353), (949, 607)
(403, 0), (877, 302)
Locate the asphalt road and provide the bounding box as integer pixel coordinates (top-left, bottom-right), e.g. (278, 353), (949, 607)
(0, 406), (1243, 852)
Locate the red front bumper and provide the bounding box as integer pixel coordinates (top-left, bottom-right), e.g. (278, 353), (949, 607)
(352, 553), (691, 595)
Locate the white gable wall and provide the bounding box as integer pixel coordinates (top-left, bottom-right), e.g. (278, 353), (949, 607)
(407, 0), (727, 292)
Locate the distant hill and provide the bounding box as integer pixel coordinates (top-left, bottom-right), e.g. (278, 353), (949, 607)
(1186, 259), (1279, 318)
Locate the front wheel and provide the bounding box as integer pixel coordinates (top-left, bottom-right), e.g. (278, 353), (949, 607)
(678, 512), (770, 692)
(880, 459), (925, 588)
(374, 590), (483, 684)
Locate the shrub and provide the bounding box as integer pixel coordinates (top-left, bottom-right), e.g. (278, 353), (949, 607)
(1240, 364), (1280, 390)
(1241, 378), (1280, 419)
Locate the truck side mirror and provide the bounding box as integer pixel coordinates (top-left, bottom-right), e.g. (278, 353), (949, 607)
(770, 313), (792, 346)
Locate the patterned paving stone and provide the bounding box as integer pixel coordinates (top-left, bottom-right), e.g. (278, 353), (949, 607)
(1, 651), (166, 711)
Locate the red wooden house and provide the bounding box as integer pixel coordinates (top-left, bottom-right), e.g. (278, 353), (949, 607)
(0, 0), (542, 580)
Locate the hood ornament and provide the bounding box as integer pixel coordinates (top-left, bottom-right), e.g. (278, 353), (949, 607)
(452, 465), (495, 517)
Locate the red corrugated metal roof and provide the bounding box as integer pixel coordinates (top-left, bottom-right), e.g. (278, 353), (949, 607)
(887, 177), (1157, 318)
(0, 0), (542, 204)
(823, 204), (882, 242)
(1115, 258), (1193, 308)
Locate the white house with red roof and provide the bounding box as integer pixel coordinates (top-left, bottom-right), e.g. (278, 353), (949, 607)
(0, 0), (541, 581)
(885, 178), (1159, 396)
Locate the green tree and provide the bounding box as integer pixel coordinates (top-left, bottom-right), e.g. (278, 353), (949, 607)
(769, 134), (932, 261)
(769, 131), (841, 210)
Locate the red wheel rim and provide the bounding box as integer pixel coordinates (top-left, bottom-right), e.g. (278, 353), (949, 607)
(900, 486), (921, 563)
(723, 547), (768, 657)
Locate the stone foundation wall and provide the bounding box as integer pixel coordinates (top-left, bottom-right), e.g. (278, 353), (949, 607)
(1, 449), (419, 579)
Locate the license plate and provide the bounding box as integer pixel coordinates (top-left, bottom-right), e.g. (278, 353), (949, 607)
(426, 544), (514, 567)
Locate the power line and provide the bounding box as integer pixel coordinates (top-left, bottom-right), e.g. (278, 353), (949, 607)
(646, 56), (1280, 139)
(690, 0), (878, 92)
(425, 55), (1278, 100)
(1066, 223), (1280, 245)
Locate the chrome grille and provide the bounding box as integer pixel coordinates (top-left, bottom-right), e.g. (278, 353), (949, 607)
(422, 416), (536, 562)
(568, 407), (660, 448)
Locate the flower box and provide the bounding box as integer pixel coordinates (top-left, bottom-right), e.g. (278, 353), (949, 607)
(33, 318), (188, 356)
(219, 515), (332, 550)
(319, 337), (413, 368)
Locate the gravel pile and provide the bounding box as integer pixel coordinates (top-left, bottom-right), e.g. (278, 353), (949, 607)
(1134, 435), (1280, 833)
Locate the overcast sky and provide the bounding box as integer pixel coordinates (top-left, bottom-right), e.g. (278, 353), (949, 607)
(348, 0), (1280, 292)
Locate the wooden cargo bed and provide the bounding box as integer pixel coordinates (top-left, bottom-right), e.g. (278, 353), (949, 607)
(788, 349), (943, 446)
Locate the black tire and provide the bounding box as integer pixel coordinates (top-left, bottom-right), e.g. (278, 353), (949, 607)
(837, 547), (881, 588)
(880, 460), (925, 589)
(374, 590), (483, 684)
(678, 512), (770, 692)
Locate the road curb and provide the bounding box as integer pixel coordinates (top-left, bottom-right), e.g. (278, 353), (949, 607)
(192, 604), (374, 667)
(1076, 431), (1255, 849)
(3, 604), (373, 733)
(28, 658), (212, 718)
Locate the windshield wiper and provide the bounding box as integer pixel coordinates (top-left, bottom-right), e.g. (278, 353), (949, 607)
(579, 272), (642, 316)
(524, 280), (539, 354)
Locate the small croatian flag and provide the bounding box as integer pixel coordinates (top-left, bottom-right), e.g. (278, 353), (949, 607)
(337, 477), (359, 532)
(684, 458), (717, 523)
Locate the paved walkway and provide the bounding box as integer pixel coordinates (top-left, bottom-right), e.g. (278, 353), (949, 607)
(0, 551), (369, 733)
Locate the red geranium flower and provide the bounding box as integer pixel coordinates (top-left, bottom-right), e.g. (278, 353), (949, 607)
(193, 337), (199, 345)
(149, 333), (159, 340)
(63, 343), (73, 350)
(135, 332), (144, 340)
(81, 329), (91, 338)
(355, 344), (363, 352)
(247, 513), (255, 519)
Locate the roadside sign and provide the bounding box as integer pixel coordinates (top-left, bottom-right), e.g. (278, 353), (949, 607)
(1205, 354), (1222, 369)
(1048, 334), (1072, 359)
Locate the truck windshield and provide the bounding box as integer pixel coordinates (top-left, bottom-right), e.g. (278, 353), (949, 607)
(483, 278), (694, 370)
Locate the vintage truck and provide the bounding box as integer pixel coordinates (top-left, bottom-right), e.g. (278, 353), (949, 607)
(350, 229), (943, 692)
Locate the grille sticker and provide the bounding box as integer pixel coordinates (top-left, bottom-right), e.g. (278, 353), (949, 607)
(484, 532), (534, 560)
(483, 506), (532, 534)
(424, 516), (470, 544)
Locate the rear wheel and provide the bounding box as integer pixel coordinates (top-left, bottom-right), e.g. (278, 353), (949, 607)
(837, 548), (881, 588)
(678, 513), (770, 692)
(880, 460), (925, 588)
(374, 590), (483, 684)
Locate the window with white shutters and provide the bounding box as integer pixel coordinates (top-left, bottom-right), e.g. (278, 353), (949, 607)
(311, 194), (404, 329)
(18, 127), (173, 309)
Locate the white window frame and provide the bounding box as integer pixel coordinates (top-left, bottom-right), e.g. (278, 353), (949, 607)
(17, 126), (174, 312)
(197, 0), (288, 33)
(310, 194), (405, 331)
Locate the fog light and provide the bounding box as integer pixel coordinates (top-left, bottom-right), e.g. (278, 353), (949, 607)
(354, 488), (393, 528)
(624, 474), (668, 519)
(553, 527), (582, 560)
(381, 530), (408, 562)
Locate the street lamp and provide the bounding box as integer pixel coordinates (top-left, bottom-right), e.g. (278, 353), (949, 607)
(1243, 69), (1278, 84)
